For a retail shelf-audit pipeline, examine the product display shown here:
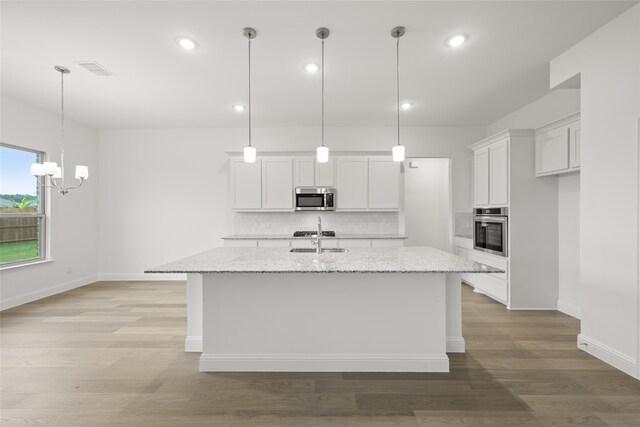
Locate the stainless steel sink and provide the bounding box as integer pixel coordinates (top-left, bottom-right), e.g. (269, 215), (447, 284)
(289, 248), (348, 253)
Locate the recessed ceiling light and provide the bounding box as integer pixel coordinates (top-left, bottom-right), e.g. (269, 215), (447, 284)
(176, 37), (197, 50)
(445, 33), (468, 48)
(233, 104), (246, 112)
(401, 103), (413, 110)
(304, 63), (319, 73)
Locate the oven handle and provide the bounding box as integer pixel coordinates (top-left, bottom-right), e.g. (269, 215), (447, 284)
(474, 216), (508, 223)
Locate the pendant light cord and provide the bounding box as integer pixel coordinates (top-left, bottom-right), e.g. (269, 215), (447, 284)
(248, 36), (252, 148)
(321, 38), (325, 147)
(396, 37), (400, 147)
(60, 68), (65, 185)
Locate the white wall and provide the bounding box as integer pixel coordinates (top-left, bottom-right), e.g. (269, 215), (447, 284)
(0, 95), (100, 310)
(486, 89), (581, 136)
(98, 126), (484, 278)
(550, 4), (640, 378)
(485, 89), (582, 318)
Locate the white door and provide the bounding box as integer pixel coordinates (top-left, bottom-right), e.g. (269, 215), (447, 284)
(474, 147), (490, 207)
(368, 157), (401, 210)
(316, 158), (335, 187)
(294, 157), (315, 187)
(489, 139), (509, 206)
(537, 126), (570, 174)
(262, 157), (294, 210)
(569, 122), (581, 169)
(336, 157), (368, 210)
(231, 158), (262, 210)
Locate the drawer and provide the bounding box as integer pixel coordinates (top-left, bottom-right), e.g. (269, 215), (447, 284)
(465, 250), (508, 281)
(371, 239), (405, 247)
(469, 274), (508, 305)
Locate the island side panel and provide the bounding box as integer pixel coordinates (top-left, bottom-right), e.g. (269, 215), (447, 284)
(185, 273), (203, 352)
(445, 273), (465, 353)
(200, 272), (449, 372)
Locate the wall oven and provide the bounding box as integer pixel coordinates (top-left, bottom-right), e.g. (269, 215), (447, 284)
(295, 187), (336, 211)
(473, 207), (508, 257)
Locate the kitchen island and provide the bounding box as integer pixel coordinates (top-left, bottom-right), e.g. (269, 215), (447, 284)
(146, 246), (500, 372)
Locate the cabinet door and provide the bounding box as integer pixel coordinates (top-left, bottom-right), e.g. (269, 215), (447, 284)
(336, 157), (368, 210)
(474, 147), (490, 207)
(231, 158), (262, 210)
(569, 122), (581, 169)
(262, 157), (294, 210)
(536, 126), (569, 175)
(316, 158), (335, 187)
(489, 139), (509, 206)
(294, 157), (315, 187)
(368, 157), (401, 210)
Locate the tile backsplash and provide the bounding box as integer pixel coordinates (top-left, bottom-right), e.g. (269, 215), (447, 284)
(454, 211), (473, 236)
(235, 212), (400, 235)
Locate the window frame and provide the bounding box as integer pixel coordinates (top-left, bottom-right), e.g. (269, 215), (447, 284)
(0, 143), (47, 268)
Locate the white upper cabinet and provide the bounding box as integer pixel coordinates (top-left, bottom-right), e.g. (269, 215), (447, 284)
(535, 113), (580, 176)
(294, 156), (315, 187)
(474, 147), (490, 207)
(231, 158), (262, 210)
(489, 138), (509, 206)
(336, 157), (368, 210)
(294, 156), (335, 187)
(315, 158), (335, 187)
(261, 157), (293, 210)
(368, 157), (401, 210)
(569, 121), (581, 169)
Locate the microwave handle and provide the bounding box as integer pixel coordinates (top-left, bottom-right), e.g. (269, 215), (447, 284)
(475, 216), (507, 223)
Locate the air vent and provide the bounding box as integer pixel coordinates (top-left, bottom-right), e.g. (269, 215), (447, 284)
(75, 61), (115, 77)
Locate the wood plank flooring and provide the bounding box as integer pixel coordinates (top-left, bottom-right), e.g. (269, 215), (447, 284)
(1, 281), (639, 426)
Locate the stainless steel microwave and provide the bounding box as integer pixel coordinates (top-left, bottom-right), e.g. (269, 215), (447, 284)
(295, 187), (336, 211)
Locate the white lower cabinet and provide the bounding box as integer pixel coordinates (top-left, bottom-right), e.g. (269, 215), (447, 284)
(455, 240), (509, 305)
(258, 240), (291, 248)
(224, 238), (405, 249)
(337, 239), (372, 248)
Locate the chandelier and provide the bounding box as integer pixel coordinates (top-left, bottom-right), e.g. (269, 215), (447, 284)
(30, 66), (89, 195)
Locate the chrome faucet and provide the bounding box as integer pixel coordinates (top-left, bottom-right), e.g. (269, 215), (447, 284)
(312, 216), (323, 254)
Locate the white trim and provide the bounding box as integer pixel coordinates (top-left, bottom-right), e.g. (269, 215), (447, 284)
(0, 258), (53, 271)
(0, 274), (99, 311)
(557, 300), (581, 319)
(100, 273), (187, 281)
(507, 307), (558, 311)
(199, 353), (450, 372)
(577, 334), (638, 378)
(446, 336), (465, 353)
(185, 336), (203, 353)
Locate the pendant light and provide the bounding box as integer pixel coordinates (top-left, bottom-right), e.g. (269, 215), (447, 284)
(243, 27), (257, 163)
(391, 26), (406, 162)
(316, 27), (330, 163)
(30, 66), (89, 195)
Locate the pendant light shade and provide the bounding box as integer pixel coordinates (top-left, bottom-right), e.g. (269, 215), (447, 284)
(316, 27), (330, 163)
(243, 27), (257, 163)
(244, 145), (256, 163)
(391, 26), (406, 162)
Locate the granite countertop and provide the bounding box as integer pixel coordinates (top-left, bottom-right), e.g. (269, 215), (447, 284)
(145, 247), (503, 274)
(222, 234), (408, 240)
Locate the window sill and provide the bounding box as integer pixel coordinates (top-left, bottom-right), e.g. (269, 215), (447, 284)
(0, 259), (54, 271)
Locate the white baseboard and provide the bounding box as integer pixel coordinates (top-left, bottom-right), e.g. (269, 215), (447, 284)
(446, 336), (465, 353)
(557, 300), (581, 319)
(99, 273), (187, 281)
(185, 336), (203, 352)
(577, 334), (638, 378)
(0, 274), (99, 311)
(199, 353), (450, 372)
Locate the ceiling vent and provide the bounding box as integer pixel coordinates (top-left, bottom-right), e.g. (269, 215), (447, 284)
(75, 61), (116, 77)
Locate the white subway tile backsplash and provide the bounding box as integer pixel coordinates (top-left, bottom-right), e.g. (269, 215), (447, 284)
(235, 212), (399, 234)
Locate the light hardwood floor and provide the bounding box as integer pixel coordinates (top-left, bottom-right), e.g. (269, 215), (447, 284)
(1, 281), (639, 426)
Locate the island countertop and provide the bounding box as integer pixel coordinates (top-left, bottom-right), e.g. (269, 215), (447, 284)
(145, 246), (503, 274)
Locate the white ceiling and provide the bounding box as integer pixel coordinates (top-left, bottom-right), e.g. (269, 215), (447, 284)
(1, 1), (636, 129)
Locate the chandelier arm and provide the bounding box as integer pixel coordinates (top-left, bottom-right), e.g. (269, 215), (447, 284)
(63, 178), (86, 191)
(36, 177), (60, 191)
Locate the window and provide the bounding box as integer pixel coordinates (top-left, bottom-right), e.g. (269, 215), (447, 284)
(0, 144), (46, 266)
